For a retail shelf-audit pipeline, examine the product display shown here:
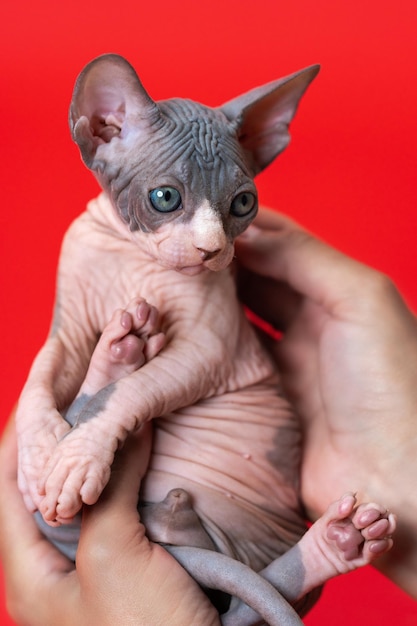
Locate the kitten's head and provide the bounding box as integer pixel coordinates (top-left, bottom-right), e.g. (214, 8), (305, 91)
(70, 54), (319, 274)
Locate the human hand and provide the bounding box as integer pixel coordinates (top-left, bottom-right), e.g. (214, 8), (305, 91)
(0, 416), (220, 626)
(235, 209), (417, 596)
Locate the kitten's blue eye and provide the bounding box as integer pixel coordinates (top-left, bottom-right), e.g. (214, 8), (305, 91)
(231, 192), (256, 217)
(149, 187), (182, 212)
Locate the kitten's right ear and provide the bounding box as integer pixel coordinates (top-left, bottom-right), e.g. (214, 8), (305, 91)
(221, 65), (320, 175)
(69, 54), (160, 170)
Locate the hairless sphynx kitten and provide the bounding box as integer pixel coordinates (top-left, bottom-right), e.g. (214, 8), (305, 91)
(16, 55), (396, 625)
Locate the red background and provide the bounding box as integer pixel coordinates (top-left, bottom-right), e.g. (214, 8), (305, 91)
(1, 0), (417, 623)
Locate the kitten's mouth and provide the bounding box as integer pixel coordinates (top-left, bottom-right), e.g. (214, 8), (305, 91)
(177, 264), (208, 276)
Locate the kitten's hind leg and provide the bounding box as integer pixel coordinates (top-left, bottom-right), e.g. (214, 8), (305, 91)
(220, 493), (395, 626)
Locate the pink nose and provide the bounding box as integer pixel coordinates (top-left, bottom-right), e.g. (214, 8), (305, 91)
(197, 247), (221, 261)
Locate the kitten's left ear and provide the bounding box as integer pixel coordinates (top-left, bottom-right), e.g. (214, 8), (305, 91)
(220, 65), (320, 174)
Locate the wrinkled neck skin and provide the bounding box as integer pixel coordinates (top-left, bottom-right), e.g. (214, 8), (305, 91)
(88, 190), (235, 278)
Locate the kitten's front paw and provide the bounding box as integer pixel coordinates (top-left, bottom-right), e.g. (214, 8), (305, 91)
(17, 415), (71, 514)
(38, 424), (115, 524)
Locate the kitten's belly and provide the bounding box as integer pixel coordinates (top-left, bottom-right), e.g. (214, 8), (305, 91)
(140, 382), (307, 570)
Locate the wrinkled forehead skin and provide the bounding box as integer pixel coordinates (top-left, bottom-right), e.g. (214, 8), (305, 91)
(99, 98), (258, 235)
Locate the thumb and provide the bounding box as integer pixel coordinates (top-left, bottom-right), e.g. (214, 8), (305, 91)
(237, 208), (374, 313)
(81, 423), (152, 536)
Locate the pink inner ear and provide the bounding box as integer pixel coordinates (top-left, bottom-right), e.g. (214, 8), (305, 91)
(238, 106), (291, 175)
(90, 111), (124, 142)
(71, 54), (156, 130)
(75, 75), (127, 135)
(70, 54), (161, 168)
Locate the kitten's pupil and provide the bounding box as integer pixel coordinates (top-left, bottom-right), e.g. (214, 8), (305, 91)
(158, 189), (171, 201)
(230, 191), (256, 217)
(150, 186), (181, 212)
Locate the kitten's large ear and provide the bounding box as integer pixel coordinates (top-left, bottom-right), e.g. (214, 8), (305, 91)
(221, 65), (320, 174)
(69, 54), (160, 169)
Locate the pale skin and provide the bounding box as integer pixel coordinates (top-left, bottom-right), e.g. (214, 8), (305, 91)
(0, 417), (396, 626)
(0, 206), (411, 622)
(15, 193), (274, 524)
(2, 305), (221, 626)
(43, 297), (166, 526)
(55, 291), (396, 597)
(0, 277), (396, 625)
(33, 284), (395, 623)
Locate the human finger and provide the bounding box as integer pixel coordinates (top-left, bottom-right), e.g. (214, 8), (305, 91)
(80, 422), (152, 543)
(0, 414), (75, 625)
(77, 422), (221, 626)
(236, 208), (386, 316)
(0, 414), (71, 569)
